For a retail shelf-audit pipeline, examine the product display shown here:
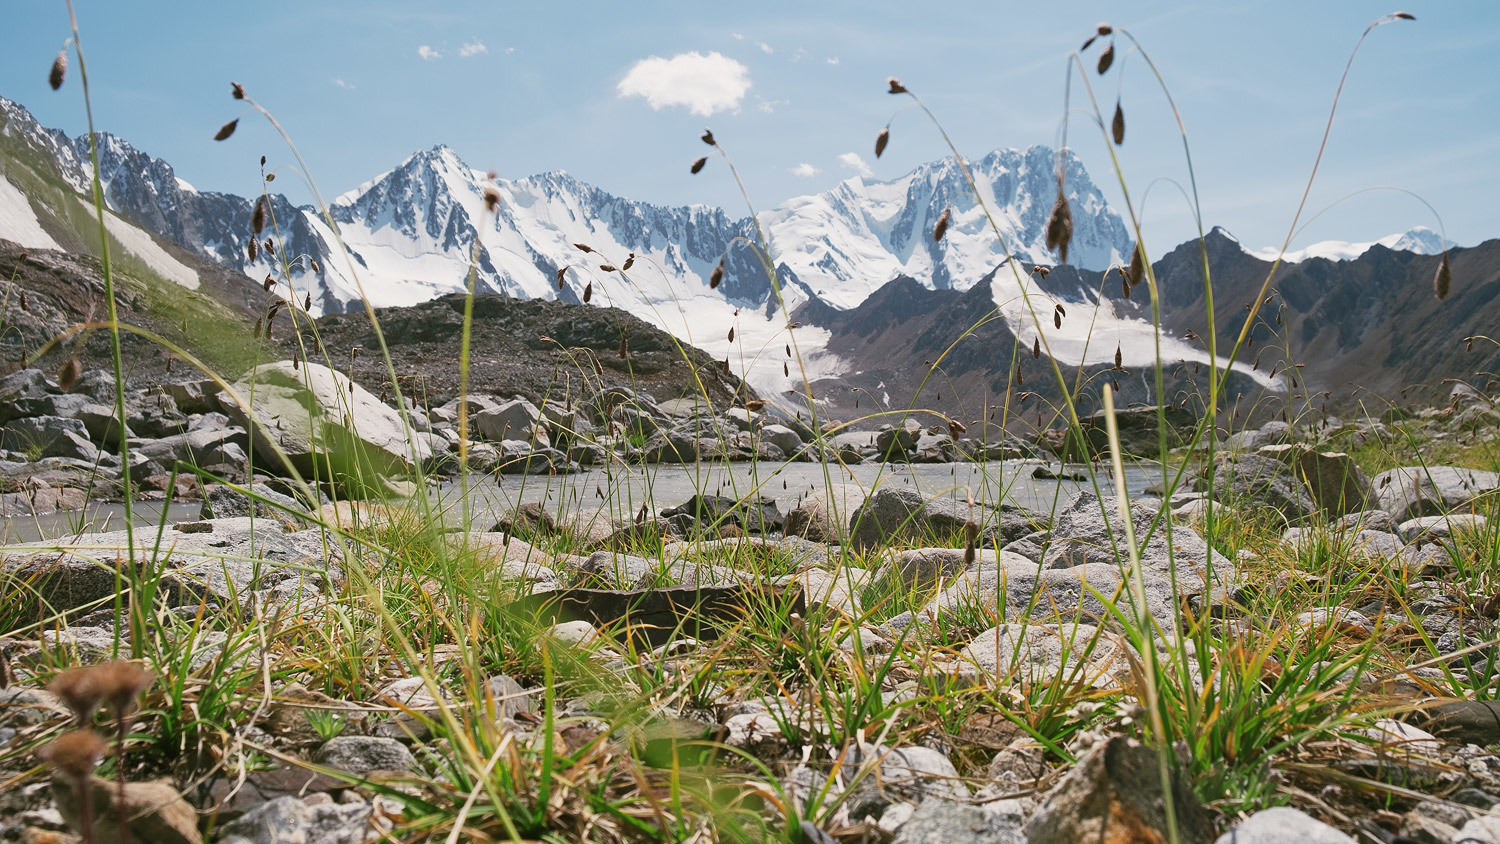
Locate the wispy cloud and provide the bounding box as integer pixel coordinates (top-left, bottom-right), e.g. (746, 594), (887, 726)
(618, 51), (751, 117)
(826, 57), (840, 65)
(756, 97), (789, 113)
(757, 41), (774, 54)
(417, 45), (442, 60)
(838, 152), (873, 178)
(333, 78), (355, 89)
(459, 40), (487, 57)
(791, 163), (820, 177)
(732, 33), (744, 40)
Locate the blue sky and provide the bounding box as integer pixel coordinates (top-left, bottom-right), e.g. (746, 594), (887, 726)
(3, 1), (1497, 254)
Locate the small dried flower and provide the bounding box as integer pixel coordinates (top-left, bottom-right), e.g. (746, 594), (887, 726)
(783, 362), (789, 377)
(49, 49), (67, 91)
(701, 128), (716, 146)
(50, 667), (105, 720)
(1033, 338), (1041, 359)
(599, 263), (617, 273)
(618, 337), (628, 358)
(231, 82), (245, 100)
(1393, 12), (1416, 20)
(251, 196), (267, 234)
(58, 356), (81, 391)
(932, 207), (951, 242)
(1097, 23), (1114, 35)
(875, 127), (890, 158)
(1081, 34), (1098, 51)
(573, 243), (594, 254)
(1033, 266), (1050, 277)
(18, 291), (28, 312)
(248, 239), (259, 262)
(1014, 363), (1023, 386)
(1127, 243), (1144, 286)
(710, 261), (724, 289)
(265, 172), (275, 182)
(1114, 343), (1123, 369)
(583, 282), (593, 303)
(746, 399), (766, 412)
(556, 267), (567, 290)
(887, 77), (908, 95)
(40, 729), (106, 779)
(690, 156), (708, 174)
(92, 660), (152, 718)
(1434, 250), (1451, 300)
(947, 417), (966, 436)
(310, 258), (321, 274)
(722, 358), (731, 375)
(1112, 101), (1126, 145)
(263, 275), (275, 291)
(214, 119), (239, 141)
(622, 255), (634, 271)
(1121, 273), (1131, 299)
(303, 292), (312, 310)
(1097, 44), (1115, 75)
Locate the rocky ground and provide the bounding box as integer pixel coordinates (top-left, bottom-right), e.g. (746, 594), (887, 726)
(1, 363), (1499, 841)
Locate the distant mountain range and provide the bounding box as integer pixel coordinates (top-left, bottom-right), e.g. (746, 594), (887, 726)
(2, 93), (1493, 420)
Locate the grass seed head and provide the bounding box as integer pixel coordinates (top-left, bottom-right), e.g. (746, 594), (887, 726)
(1081, 34), (1098, 51)
(303, 292), (311, 310)
(583, 282), (593, 303)
(49, 49), (67, 91)
(1097, 23), (1114, 35)
(248, 238), (258, 263)
(263, 275), (274, 291)
(1046, 187), (1074, 263)
(573, 242), (594, 254)
(1014, 363), (1023, 386)
(887, 77), (908, 95)
(728, 326), (735, 343)
(214, 119), (238, 141)
(1112, 100), (1126, 145)
(599, 263), (616, 273)
(691, 156), (708, 174)
(41, 730), (106, 780)
(556, 267), (567, 290)
(701, 128), (716, 146)
(933, 207), (951, 242)
(264, 238), (274, 257)
(622, 255), (634, 270)
(1434, 251), (1451, 300)
(483, 185), (501, 212)
(1127, 243), (1145, 286)
(231, 81), (245, 100)
(310, 258), (321, 274)
(1033, 337), (1041, 359)
(1114, 343), (1123, 369)
(875, 127), (890, 158)
(710, 261), (724, 289)
(1097, 43), (1115, 74)
(251, 196), (266, 234)
(58, 356), (81, 391)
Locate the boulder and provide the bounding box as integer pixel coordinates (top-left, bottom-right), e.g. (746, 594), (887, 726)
(1044, 492), (1232, 588)
(660, 494), (784, 535)
(760, 424), (804, 456)
(1374, 466), (1500, 521)
(473, 398), (544, 444)
(1027, 736), (1211, 844)
(0, 415), (99, 462)
(849, 488), (1045, 551)
(1213, 807), (1355, 844)
(1205, 452), (1318, 522)
(1257, 444), (1372, 517)
(222, 361), (429, 498)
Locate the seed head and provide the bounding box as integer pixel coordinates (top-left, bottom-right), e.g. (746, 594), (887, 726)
(783, 362), (789, 377)
(214, 119), (239, 141)
(1033, 266), (1050, 278)
(573, 243), (594, 254)
(303, 292), (312, 310)
(58, 356), (81, 391)
(932, 207), (951, 242)
(875, 127), (890, 158)
(231, 81), (245, 100)
(1097, 23), (1114, 35)
(622, 255), (634, 271)
(556, 267), (567, 290)
(50, 666), (105, 720)
(1097, 44), (1115, 74)
(947, 417), (966, 436)
(690, 156), (708, 174)
(583, 282), (593, 303)
(599, 263), (617, 273)
(49, 49), (67, 91)
(1114, 343), (1123, 369)
(1014, 363), (1023, 386)
(1081, 34), (1098, 51)
(248, 238), (259, 262)
(728, 326), (735, 343)
(1434, 251), (1451, 300)
(483, 185), (501, 212)
(251, 196), (267, 234)
(1127, 243), (1145, 286)
(1045, 187), (1074, 263)
(1033, 338), (1041, 359)
(1393, 12), (1416, 20)
(710, 261), (724, 289)
(701, 128), (716, 146)
(91, 660), (152, 717)
(20, 291), (29, 311)
(40, 730), (106, 780)
(887, 77), (908, 95)
(264, 238), (274, 257)
(1112, 101), (1126, 145)
(310, 258), (321, 274)
(263, 275), (275, 291)
(618, 337), (628, 358)
(1121, 273), (1131, 299)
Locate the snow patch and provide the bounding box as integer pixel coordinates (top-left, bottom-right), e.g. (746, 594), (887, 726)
(0, 172), (62, 251)
(1249, 226), (1446, 263)
(78, 198), (200, 290)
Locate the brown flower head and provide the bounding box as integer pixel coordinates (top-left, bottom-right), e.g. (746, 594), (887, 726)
(49, 49), (68, 91)
(50, 666), (105, 721)
(40, 729), (106, 780)
(92, 660), (153, 718)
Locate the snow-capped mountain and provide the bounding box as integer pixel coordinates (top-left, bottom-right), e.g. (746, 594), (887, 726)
(1244, 225), (1448, 263)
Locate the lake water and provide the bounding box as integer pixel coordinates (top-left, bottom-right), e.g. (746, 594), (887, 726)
(3, 460), (1163, 543)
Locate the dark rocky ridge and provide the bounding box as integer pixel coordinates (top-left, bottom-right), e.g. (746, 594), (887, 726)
(294, 293), (752, 409)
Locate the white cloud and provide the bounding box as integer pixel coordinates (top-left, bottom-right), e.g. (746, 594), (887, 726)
(757, 41), (774, 54)
(333, 78), (355, 89)
(459, 40), (487, 57)
(791, 163), (820, 177)
(504, 46), (515, 54)
(838, 152), (873, 178)
(617, 51), (751, 117)
(756, 96), (789, 113)
(417, 45), (442, 60)
(732, 33), (744, 40)
(826, 57), (840, 65)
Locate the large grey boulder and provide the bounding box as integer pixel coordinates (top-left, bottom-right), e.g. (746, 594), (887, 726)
(1373, 465), (1500, 521)
(313, 736), (418, 776)
(849, 488), (1045, 551)
(1204, 452), (1318, 522)
(1044, 492), (1232, 588)
(1257, 444), (1372, 517)
(1213, 807), (1355, 843)
(0, 415), (99, 462)
(472, 398), (544, 444)
(222, 361), (429, 498)
(890, 797), (1025, 844)
(217, 795), (387, 844)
